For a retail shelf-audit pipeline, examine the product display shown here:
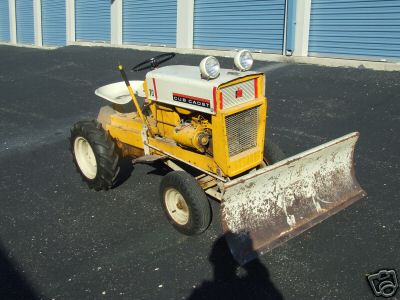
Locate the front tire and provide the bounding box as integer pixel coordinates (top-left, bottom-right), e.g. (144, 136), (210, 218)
(70, 120), (120, 191)
(160, 171), (211, 235)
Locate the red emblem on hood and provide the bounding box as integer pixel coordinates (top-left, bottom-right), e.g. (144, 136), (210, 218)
(235, 87), (243, 98)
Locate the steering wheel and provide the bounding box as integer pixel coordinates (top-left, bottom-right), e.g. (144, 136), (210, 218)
(131, 53), (176, 72)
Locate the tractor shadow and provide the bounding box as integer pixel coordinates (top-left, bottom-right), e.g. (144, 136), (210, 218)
(113, 159), (172, 188)
(145, 160), (172, 177)
(187, 235), (284, 300)
(0, 242), (40, 300)
(113, 156), (135, 188)
(146, 160), (204, 178)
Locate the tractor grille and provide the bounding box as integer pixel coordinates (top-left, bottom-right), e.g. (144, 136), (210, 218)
(225, 107), (259, 157)
(221, 79), (255, 109)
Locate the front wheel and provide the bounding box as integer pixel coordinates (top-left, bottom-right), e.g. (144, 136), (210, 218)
(70, 120), (120, 191)
(160, 171), (211, 235)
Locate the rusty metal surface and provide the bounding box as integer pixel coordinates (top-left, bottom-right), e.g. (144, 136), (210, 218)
(132, 154), (166, 164)
(221, 132), (366, 265)
(196, 175), (218, 190)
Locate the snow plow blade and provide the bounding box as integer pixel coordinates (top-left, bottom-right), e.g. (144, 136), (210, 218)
(221, 132), (366, 265)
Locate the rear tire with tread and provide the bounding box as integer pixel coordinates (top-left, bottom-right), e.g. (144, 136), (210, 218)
(70, 120), (120, 191)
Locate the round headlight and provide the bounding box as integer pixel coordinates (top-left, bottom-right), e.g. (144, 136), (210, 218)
(234, 49), (253, 71)
(200, 56), (220, 79)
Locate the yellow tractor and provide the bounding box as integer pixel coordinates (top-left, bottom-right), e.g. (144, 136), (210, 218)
(70, 51), (366, 264)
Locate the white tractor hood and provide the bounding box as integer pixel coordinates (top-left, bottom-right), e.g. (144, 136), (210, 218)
(145, 65), (261, 114)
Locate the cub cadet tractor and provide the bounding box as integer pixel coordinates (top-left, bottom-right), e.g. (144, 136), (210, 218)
(70, 50), (366, 265)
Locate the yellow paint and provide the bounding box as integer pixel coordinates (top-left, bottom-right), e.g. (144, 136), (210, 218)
(153, 104), (181, 137)
(118, 64), (153, 137)
(172, 122), (210, 152)
(219, 74), (260, 89)
(212, 97), (266, 176)
(106, 112), (158, 149)
(148, 137), (218, 174)
(116, 140), (144, 158)
(175, 107), (192, 115)
(106, 114), (144, 149)
(105, 72), (267, 178)
(210, 74), (267, 176)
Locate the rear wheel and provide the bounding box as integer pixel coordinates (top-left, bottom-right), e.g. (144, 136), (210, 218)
(70, 120), (120, 191)
(160, 171), (211, 235)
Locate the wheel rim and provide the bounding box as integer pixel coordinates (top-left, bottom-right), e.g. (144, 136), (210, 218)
(74, 136), (97, 179)
(164, 188), (189, 225)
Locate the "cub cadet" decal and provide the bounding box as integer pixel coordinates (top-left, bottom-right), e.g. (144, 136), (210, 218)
(173, 93), (210, 109)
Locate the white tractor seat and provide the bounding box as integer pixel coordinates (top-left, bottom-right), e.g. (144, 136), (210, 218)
(95, 80), (146, 105)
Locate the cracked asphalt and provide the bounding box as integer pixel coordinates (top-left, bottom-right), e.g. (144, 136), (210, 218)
(0, 45), (399, 299)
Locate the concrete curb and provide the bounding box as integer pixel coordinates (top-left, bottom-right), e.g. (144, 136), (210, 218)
(1, 41), (399, 71)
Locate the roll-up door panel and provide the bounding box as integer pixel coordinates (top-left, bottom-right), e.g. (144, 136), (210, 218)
(0, 0), (10, 42)
(16, 0), (34, 44)
(75, 0), (110, 42)
(309, 0), (400, 61)
(41, 0), (66, 46)
(123, 0), (177, 46)
(194, 0), (286, 53)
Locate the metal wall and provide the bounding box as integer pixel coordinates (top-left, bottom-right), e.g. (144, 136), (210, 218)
(16, 0), (35, 44)
(309, 0), (400, 61)
(75, 0), (110, 42)
(123, 0), (177, 46)
(193, 0), (286, 53)
(285, 0), (296, 54)
(0, 0), (10, 42)
(41, 0), (66, 46)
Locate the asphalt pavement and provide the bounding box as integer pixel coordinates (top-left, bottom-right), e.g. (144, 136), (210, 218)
(0, 45), (399, 300)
